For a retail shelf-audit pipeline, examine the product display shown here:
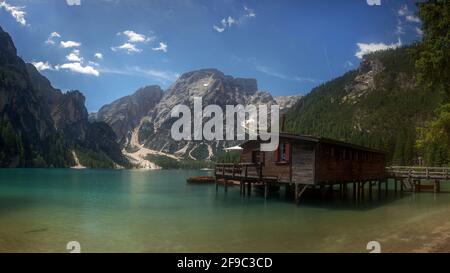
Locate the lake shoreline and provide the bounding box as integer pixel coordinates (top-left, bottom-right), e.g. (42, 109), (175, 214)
(0, 169), (449, 253)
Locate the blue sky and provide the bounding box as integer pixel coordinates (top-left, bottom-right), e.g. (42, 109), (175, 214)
(0, 0), (422, 112)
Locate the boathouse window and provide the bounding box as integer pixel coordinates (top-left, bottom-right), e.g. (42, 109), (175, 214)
(344, 149), (351, 160)
(276, 143), (290, 163)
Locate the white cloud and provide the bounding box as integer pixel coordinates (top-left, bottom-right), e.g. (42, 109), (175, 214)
(88, 61), (99, 67)
(416, 27), (424, 36)
(398, 5), (409, 16)
(60, 40), (82, 48)
(152, 42), (168, 53)
(66, 0), (81, 6)
(366, 0), (381, 6)
(66, 49), (83, 62)
(225, 16), (235, 27)
(45, 32), (61, 45)
(355, 39), (402, 59)
(94, 53), (103, 59)
(0, 1), (27, 26)
(395, 23), (404, 35)
(213, 7), (255, 33)
(214, 17), (235, 33)
(213, 25), (225, 33)
(396, 4), (421, 38)
(111, 43), (142, 54)
(56, 62), (99, 76)
(406, 15), (421, 23)
(32, 61), (54, 72)
(244, 6), (256, 18)
(344, 61), (354, 68)
(398, 4), (421, 24)
(255, 64), (319, 83)
(120, 30), (152, 43)
(100, 66), (179, 84)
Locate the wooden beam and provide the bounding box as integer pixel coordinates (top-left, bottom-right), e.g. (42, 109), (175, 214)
(264, 182), (268, 200)
(385, 179), (388, 195)
(295, 184), (308, 205)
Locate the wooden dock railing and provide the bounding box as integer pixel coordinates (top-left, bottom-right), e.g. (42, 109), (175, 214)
(215, 163), (263, 180)
(386, 166), (450, 180)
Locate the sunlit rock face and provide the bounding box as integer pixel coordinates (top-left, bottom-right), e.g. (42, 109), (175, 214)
(95, 85), (163, 143)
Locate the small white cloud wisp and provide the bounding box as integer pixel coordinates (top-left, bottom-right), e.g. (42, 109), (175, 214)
(355, 39), (402, 59)
(0, 0), (27, 26)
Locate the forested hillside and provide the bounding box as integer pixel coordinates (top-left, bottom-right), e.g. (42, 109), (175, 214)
(285, 0), (449, 166)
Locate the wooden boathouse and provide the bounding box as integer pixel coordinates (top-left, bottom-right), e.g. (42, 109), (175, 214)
(215, 133), (388, 203)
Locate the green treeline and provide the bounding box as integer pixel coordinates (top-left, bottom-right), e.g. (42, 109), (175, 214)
(285, 0), (450, 166)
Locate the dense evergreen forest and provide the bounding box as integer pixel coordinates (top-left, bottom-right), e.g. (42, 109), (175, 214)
(285, 0), (449, 166)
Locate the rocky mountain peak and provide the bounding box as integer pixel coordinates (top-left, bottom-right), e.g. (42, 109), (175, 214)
(0, 26), (17, 58)
(275, 95), (303, 112)
(164, 68), (258, 101)
(133, 85), (163, 98)
(95, 85), (164, 142)
(342, 57), (386, 104)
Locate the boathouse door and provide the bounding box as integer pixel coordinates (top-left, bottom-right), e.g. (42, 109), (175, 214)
(291, 143), (315, 185)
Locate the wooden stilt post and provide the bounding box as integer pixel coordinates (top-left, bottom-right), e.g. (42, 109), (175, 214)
(295, 183), (299, 204)
(264, 181), (268, 200)
(378, 180), (381, 196)
(356, 182), (360, 201)
(394, 179), (398, 193)
(240, 175), (243, 195)
(385, 179), (388, 196)
(369, 181), (373, 199)
(247, 181), (251, 196)
(400, 179), (404, 192)
(361, 182), (365, 200)
(353, 182), (357, 201)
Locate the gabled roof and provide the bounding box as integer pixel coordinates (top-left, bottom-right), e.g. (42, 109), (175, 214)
(241, 132), (386, 155)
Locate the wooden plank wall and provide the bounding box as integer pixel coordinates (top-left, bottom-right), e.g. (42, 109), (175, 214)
(291, 143), (315, 185)
(241, 141), (291, 182)
(315, 143), (386, 183)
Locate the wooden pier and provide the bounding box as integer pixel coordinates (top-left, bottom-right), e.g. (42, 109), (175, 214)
(386, 166), (450, 193)
(214, 164), (450, 204)
(213, 133), (450, 205)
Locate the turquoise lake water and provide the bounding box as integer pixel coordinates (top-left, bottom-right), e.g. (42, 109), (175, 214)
(1, 169), (450, 253)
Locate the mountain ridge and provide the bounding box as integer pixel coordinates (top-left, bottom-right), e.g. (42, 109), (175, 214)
(94, 68), (302, 167)
(285, 46), (444, 165)
(0, 26), (128, 168)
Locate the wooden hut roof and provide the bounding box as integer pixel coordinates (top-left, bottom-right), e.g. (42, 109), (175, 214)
(241, 132), (386, 155)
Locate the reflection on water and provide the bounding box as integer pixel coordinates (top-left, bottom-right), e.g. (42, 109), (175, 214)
(0, 169), (450, 253)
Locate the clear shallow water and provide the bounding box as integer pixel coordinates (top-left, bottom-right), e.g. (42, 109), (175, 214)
(1, 169), (450, 253)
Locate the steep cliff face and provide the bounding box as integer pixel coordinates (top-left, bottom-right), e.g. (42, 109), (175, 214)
(27, 64), (89, 143)
(0, 26), (65, 167)
(0, 26), (128, 168)
(95, 85), (163, 143)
